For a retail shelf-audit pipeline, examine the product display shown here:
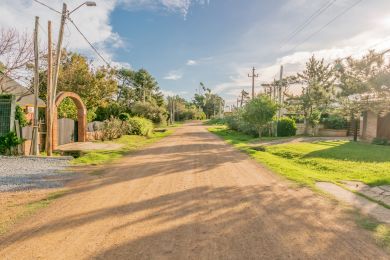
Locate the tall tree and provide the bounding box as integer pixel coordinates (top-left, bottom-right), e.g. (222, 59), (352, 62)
(38, 50), (117, 121)
(0, 28), (33, 92)
(242, 94), (278, 138)
(292, 55), (336, 134)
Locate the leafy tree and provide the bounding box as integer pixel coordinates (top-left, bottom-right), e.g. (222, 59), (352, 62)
(192, 83), (225, 118)
(289, 55), (336, 134)
(38, 50), (117, 122)
(242, 95), (278, 138)
(15, 105), (28, 126)
(334, 51), (390, 140)
(131, 101), (167, 124)
(335, 51), (390, 117)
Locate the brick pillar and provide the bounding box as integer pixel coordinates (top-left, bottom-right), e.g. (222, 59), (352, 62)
(77, 107), (86, 142)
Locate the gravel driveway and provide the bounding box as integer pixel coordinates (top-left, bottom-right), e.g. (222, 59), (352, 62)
(0, 156), (73, 192)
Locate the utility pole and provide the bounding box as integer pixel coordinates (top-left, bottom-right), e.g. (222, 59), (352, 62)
(274, 65), (284, 138)
(46, 21), (53, 156)
(32, 16), (40, 156)
(248, 67), (259, 99)
(51, 3), (67, 127)
(278, 65), (284, 120)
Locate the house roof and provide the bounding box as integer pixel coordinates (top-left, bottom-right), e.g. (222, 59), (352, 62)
(0, 74), (46, 107)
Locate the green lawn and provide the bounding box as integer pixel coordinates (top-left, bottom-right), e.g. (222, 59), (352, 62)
(72, 130), (172, 166)
(209, 126), (390, 187)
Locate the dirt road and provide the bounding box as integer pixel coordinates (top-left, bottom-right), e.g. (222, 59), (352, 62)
(0, 123), (388, 259)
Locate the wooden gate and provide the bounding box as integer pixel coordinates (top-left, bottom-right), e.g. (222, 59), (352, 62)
(57, 118), (77, 146)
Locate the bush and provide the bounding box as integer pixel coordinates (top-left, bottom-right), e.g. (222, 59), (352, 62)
(0, 132), (23, 155)
(128, 117), (154, 136)
(131, 101), (167, 124)
(372, 138), (388, 146)
(95, 102), (125, 122)
(277, 117), (297, 137)
(197, 111), (207, 120)
(101, 117), (129, 141)
(119, 112), (131, 122)
(206, 117), (226, 125)
(322, 114), (348, 130)
(225, 110), (259, 136)
(15, 105), (28, 127)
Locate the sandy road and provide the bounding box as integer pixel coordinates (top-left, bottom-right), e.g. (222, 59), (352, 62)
(0, 123), (388, 259)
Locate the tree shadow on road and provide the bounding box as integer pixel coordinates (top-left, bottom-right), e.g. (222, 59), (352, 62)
(0, 184), (386, 259)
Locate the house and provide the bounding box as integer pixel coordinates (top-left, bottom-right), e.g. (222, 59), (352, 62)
(0, 74), (46, 122)
(360, 110), (390, 141)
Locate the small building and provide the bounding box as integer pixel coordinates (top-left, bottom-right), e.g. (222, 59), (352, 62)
(360, 110), (390, 141)
(0, 74), (46, 122)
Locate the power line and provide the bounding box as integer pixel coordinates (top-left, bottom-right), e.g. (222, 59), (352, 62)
(32, 0), (60, 14)
(67, 17), (111, 67)
(32, 0), (112, 67)
(286, 0), (364, 53)
(282, 0), (337, 47)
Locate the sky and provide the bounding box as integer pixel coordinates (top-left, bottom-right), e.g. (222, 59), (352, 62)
(2, 0), (390, 106)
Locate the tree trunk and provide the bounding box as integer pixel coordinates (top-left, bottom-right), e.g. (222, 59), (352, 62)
(353, 117), (358, 142)
(258, 128), (262, 139)
(304, 118), (309, 135)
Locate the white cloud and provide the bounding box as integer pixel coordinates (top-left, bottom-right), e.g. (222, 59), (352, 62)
(119, 0), (209, 17)
(160, 89), (176, 96)
(0, 0), (122, 66)
(186, 59), (197, 66)
(164, 70), (182, 80)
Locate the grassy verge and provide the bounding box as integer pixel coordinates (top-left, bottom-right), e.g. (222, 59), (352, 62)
(355, 213), (390, 250)
(208, 125), (390, 188)
(0, 190), (67, 235)
(209, 125), (390, 250)
(72, 130), (173, 166)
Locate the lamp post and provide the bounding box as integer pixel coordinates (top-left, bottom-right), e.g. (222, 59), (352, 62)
(69, 1), (97, 15)
(41, 1), (96, 155)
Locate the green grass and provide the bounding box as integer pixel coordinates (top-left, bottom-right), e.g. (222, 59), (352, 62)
(209, 125), (390, 187)
(0, 190), (68, 235)
(71, 130), (172, 166)
(355, 213), (390, 250)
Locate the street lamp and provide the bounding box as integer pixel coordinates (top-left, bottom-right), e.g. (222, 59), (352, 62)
(69, 1), (97, 15)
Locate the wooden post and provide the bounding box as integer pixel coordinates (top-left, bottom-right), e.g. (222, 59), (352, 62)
(46, 21), (53, 156)
(32, 16), (40, 156)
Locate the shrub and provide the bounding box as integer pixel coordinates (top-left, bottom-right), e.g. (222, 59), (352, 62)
(101, 117), (129, 141)
(242, 95), (278, 138)
(322, 114), (348, 130)
(128, 117), (154, 136)
(197, 111), (207, 120)
(95, 102), (125, 122)
(131, 101), (167, 124)
(0, 132), (23, 155)
(15, 105), (28, 127)
(206, 117), (226, 125)
(277, 117), (297, 137)
(372, 138), (388, 146)
(119, 112), (131, 122)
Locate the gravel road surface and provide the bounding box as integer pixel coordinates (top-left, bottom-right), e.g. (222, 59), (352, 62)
(0, 156), (71, 192)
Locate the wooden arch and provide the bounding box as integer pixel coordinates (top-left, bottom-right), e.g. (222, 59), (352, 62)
(52, 92), (87, 150)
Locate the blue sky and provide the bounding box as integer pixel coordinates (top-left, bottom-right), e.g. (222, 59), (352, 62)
(109, 1), (282, 99)
(2, 0), (390, 105)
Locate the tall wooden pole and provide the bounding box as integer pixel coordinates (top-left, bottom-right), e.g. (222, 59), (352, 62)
(46, 21), (53, 156)
(248, 67), (259, 99)
(32, 16), (40, 156)
(278, 65), (284, 120)
(51, 3), (67, 152)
